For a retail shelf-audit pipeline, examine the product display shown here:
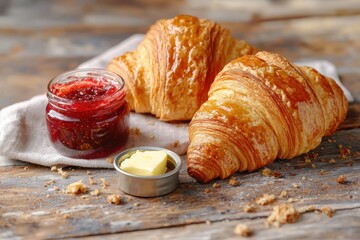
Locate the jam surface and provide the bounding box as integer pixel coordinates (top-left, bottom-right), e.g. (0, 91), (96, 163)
(46, 75), (129, 159)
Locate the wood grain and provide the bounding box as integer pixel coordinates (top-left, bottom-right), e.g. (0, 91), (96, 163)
(1, 128), (359, 239)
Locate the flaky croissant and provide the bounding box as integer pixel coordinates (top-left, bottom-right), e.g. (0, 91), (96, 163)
(187, 51), (348, 182)
(107, 15), (257, 121)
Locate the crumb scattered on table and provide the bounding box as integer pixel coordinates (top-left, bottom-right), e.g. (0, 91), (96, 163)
(243, 204), (256, 213)
(266, 204), (300, 227)
(336, 175), (346, 184)
(256, 194), (275, 206)
(299, 205), (316, 213)
(90, 189), (101, 196)
(57, 168), (69, 179)
(339, 146), (351, 159)
(292, 183), (299, 189)
(66, 180), (88, 194)
(100, 178), (109, 188)
(44, 179), (56, 187)
(234, 224), (252, 237)
(88, 176), (97, 185)
(287, 198), (297, 203)
(212, 183), (221, 189)
(50, 166), (57, 172)
(320, 206), (335, 217)
(329, 159), (336, 164)
(204, 188), (211, 193)
(279, 190), (289, 198)
(228, 176), (239, 186)
(107, 194), (121, 205)
(261, 168), (282, 178)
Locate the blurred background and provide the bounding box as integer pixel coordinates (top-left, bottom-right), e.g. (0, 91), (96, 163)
(1, 0), (359, 108)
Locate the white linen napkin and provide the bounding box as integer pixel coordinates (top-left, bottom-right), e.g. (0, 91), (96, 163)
(0, 34), (353, 168)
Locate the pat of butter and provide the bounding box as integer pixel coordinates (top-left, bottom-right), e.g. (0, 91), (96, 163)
(120, 150), (168, 176)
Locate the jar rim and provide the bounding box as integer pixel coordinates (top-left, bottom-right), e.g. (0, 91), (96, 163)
(47, 68), (125, 104)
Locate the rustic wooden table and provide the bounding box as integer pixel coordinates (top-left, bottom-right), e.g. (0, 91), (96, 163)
(1, 0), (360, 239)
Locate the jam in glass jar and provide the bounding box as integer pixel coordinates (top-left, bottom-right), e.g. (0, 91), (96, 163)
(46, 69), (129, 159)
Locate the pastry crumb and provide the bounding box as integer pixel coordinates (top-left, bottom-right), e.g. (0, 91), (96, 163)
(57, 168), (69, 179)
(44, 179), (56, 187)
(339, 147), (351, 159)
(63, 213), (70, 219)
(256, 194), (276, 206)
(299, 205), (316, 213)
(320, 206), (335, 217)
(53, 186), (60, 191)
(301, 176), (307, 181)
(243, 204), (256, 213)
(106, 157), (114, 164)
(292, 183), (299, 189)
(50, 166), (57, 172)
(86, 170), (92, 175)
(287, 198), (297, 203)
(329, 159), (336, 164)
(304, 155), (312, 163)
(88, 176), (97, 185)
(261, 168), (282, 178)
(100, 178), (109, 188)
(81, 195), (89, 200)
(204, 188), (211, 193)
(228, 176), (239, 186)
(66, 180), (88, 194)
(261, 168), (271, 176)
(266, 204), (300, 227)
(133, 202), (140, 207)
(24, 166), (29, 170)
(107, 194), (121, 205)
(336, 175), (346, 184)
(212, 183), (221, 189)
(90, 189), (101, 196)
(279, 190), (289, 198)
(234, 224), (252, 237)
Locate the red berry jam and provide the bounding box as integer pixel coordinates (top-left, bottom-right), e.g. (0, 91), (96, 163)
(46, 69), (129, 159)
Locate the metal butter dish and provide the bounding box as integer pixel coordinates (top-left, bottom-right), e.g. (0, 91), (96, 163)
(114, 146), (182, 197)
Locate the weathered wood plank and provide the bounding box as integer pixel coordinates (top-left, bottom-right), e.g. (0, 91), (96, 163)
(82, 208), (360, 240)
(1, 128), (359, 239)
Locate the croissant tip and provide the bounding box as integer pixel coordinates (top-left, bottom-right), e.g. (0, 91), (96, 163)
(187, 167), (210, 183)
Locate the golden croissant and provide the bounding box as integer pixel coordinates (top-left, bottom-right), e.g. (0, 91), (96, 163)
(187, 51), (348, 183)
(107, 15), (257, 121)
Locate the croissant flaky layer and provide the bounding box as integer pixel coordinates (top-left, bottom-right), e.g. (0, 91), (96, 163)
(187, 51), (348, 183)
(107, 15), (257, 121)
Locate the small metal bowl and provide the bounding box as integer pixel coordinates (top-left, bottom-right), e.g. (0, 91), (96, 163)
(113, 146), (182, 197)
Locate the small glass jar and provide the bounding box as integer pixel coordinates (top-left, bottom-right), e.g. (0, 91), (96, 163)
(46, 69), (129, 159)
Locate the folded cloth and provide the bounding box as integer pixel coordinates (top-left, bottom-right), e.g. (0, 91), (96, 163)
(0, 34), (354, 168)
